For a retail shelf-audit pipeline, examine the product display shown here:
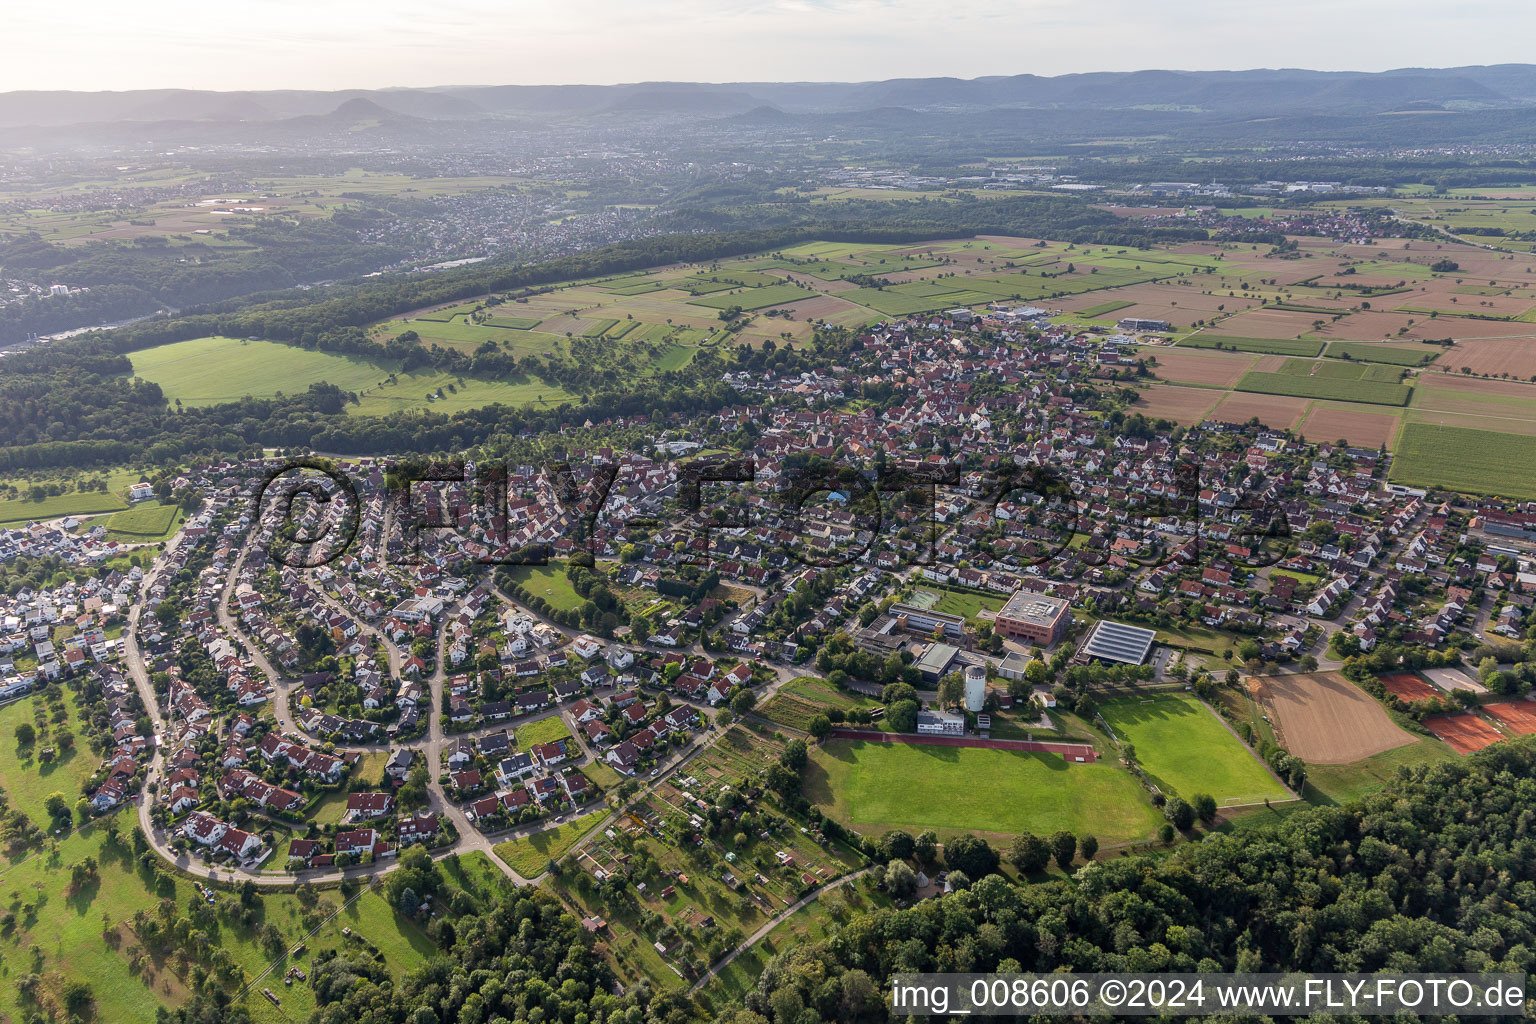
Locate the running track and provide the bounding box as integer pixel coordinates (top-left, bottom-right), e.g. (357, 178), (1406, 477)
(827, 728), (1098, 762)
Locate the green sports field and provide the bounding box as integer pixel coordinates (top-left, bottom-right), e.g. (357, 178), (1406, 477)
(805, 738), (1161, 842)
(1100, 694), (1289, 806)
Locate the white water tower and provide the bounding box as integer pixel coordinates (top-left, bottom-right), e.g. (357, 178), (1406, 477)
(963, 664), (987, 713)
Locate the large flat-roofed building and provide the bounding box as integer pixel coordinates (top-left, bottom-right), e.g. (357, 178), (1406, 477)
(1117, 317), (1172, 333)
(890, 603), (965, 641)
(1077, 619), (1157, 665)
(994, 589), (1071, 645)
(914, 642), (960, 683)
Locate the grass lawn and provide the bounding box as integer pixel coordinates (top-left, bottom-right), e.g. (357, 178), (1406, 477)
(493, 813), (604, 876)
(913, 587), (1005, 620)
(505, 563), (584, 612)
(514, 715), (574, 749)
(95, 501), (184, 543)
(1303, 735), (1458, 805)
(804, 739), (1161, 843)
(1100, 694), (1289, 806)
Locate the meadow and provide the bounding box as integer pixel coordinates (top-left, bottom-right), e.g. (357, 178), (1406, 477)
(504, 563), (585, 612)
(1099, 694), (1290, 806)
(804, 739), (1162, 842)
(127, 335), (573, 415)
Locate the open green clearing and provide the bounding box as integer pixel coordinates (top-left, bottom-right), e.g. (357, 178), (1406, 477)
(1390, 422), (1536, 500)
(1235, 370), (1412, 406)
(1099, 694), (1290, 806)
(129, 336), (397, 404)
(1179, 335), (1323, 357)
(492, 812), (603, 876)
(126, 335), (573, 415)
(1303, 736), (1458, 805)
(804, 738), (1161, 842)
(514, 715), (574, 749)
(504, 563), (584, 612)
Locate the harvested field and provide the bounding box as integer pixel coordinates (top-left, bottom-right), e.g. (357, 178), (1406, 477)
(1431, 337), (1536, 377)
(1378, 672), (1440, 704)
(1249, 671), (1415, 764)
(1298, 403), (1401, 448)
(1130, 384), (1223, 426)
(1482, 701), (1536, 735)
(1413, 372), (1536, 417)
(1207, 392), (1311, 430)
(1208, 308), (1327, 339)
(1143, 347), (1255, 386)
(1423, 713), (1504, 755)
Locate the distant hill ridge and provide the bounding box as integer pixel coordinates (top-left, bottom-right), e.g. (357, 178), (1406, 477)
(6, 65), (1536, 127)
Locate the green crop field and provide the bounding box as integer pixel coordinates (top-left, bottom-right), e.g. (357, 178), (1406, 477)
(1323, 342), (1440, 366)
(1079, 299), (1135, 317)
(485, 315), (542, 329)
(1278, 359), (1404, 382)
(514, 715), (574, 749)
(1179, 335), (1324, 357)
(579, 318), (620, 337)
(1235, 370), (1412, 406)
(804, 739), (1161, 842)
(687, 283), (816, 310)
(1390, 422), (1536, 500)
(1100, 694), (1290, 806)
(840, 287), (953, 316)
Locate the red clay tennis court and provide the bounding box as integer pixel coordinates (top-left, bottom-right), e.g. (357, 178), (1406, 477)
(1483, 702), (1536, 735)
(1379, 672), (1439, 704)
(1424, 713), (1505, 754)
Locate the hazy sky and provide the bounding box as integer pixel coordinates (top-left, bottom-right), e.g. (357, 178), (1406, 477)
(8, 0), (1529, 93)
